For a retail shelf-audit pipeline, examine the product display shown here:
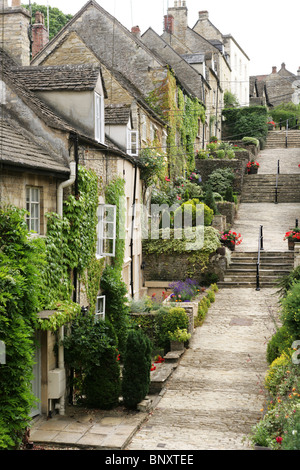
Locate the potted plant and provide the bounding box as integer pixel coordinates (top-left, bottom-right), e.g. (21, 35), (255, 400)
(168, 328), (191, 351)
(284, 228), (300, 250)
(247, 160), (260, 174)
(219, 230), (242, 251)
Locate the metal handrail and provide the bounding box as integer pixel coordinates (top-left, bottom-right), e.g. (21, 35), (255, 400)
(256, 225), (264, 291)
(275, 160), (280, 204)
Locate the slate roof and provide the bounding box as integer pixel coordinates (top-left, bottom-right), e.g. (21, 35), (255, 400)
(0, 48), (74, 133)
(11, 64), (104, 92)
(0, 117), (69, 174)
(105, 105), (131, 126)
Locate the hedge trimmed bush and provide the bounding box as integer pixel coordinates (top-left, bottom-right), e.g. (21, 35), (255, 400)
(63, 316), (121, 409)
(122, 329), (152, 409)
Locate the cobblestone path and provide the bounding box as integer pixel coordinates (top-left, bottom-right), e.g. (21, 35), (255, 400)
(127, 147), (299, 451)
(127, 288), (280, 450)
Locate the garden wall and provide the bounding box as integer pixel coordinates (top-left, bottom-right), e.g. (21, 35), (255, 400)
(195, 151), (249, 194)
(142, 250), (230, 284)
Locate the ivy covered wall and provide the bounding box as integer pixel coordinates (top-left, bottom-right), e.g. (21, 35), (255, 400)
(146, 68), (205, 179)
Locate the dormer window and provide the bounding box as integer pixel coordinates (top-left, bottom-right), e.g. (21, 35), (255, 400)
(94, 92), (105, 144)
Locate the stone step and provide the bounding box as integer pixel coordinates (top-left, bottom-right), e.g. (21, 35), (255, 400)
(149, 362), (177, 394)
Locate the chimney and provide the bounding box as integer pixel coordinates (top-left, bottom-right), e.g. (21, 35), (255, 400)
(281, 62), (286, 70)
(131, 25), (141, 38)
(0, 0), (31, 65)
(297, 67), (300, 77)
(272, 66), (277, 74)
(199, 11), (209, 20)
(166, 1), (188, 44)
(164, 14), (174, 34)
(32, 11), (49, 58)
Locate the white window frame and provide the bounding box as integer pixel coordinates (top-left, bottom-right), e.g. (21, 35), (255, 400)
(95, 295), (106, 322)
(127, 129), (139, 156)
(94, 92), (105, 144)
(96, 204), (116, 258)
(26, 186), (40, 234)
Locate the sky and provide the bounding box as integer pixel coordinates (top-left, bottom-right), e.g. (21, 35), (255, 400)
(26, 0), (300, 77)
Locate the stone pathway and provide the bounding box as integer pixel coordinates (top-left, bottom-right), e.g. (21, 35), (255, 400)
(257, 148), (300, 175)
(126, 146), (298, 450)
(127, 288), (280, 450)
(232, 203), (300, 252)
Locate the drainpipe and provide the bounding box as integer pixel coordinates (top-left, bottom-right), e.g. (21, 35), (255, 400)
(130, 163), (138, 298)
(57, 161), (76, 217)
(55, 161), (76, 415)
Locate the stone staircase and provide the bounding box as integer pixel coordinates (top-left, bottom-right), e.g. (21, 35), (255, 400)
(218, 251), (294, 288)
(265, 130), (300, 149)
(241, 174), (300, 203)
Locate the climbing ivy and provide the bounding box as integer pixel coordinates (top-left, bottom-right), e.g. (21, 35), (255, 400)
(39, 165), (101, 329)
(146, 68), (205, 179)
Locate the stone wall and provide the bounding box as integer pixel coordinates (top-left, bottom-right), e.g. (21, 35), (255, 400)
(195, 152), (249, 194)
(143, 250), (230, 284)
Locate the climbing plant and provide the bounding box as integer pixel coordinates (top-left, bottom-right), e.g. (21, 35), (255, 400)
(0, 205), (44, 449)
(146, 68), (205, 180)
(100, 177), (130, 356)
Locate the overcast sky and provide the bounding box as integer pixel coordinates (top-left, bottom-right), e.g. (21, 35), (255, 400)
(28, 0), (300, 77)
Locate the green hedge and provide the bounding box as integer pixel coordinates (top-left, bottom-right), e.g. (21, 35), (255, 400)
(222, 106), (268, 146)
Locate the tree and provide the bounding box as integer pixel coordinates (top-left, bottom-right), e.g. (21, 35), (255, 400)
(22, 3), (73, 40)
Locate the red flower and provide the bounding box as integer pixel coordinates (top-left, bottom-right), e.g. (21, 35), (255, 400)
(150, 364), (156, 371)
(276, 436), (283, 444)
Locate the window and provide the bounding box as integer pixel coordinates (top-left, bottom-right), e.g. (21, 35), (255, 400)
(96, 204), (116, 257)
(94, 92), (105, 144)
(95, 295), (105, 321)
(26, 187), (40, 234)
(127, 129), (139, 156)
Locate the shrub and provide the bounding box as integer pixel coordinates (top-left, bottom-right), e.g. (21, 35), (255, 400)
(280, 282), (300, 341)
(100, 266), (130, 356)
(241, 136), (259, 147)
(0, 205), (44, 449)
(122, 329), (152, 409)
(174, 199), (214, 227)
(63, 315), (121, 409)
(207, 168), (235, 197)
(266, 325), (293, 364)
(282, 409), (300, 450)
(206, 290), (215, 303)
(276, 266), (300, 298)
(157, 307), (189, 350)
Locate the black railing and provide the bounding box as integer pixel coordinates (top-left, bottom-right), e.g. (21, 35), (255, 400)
(275, 160), (280, 204)
(256, 225), (264, 291)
